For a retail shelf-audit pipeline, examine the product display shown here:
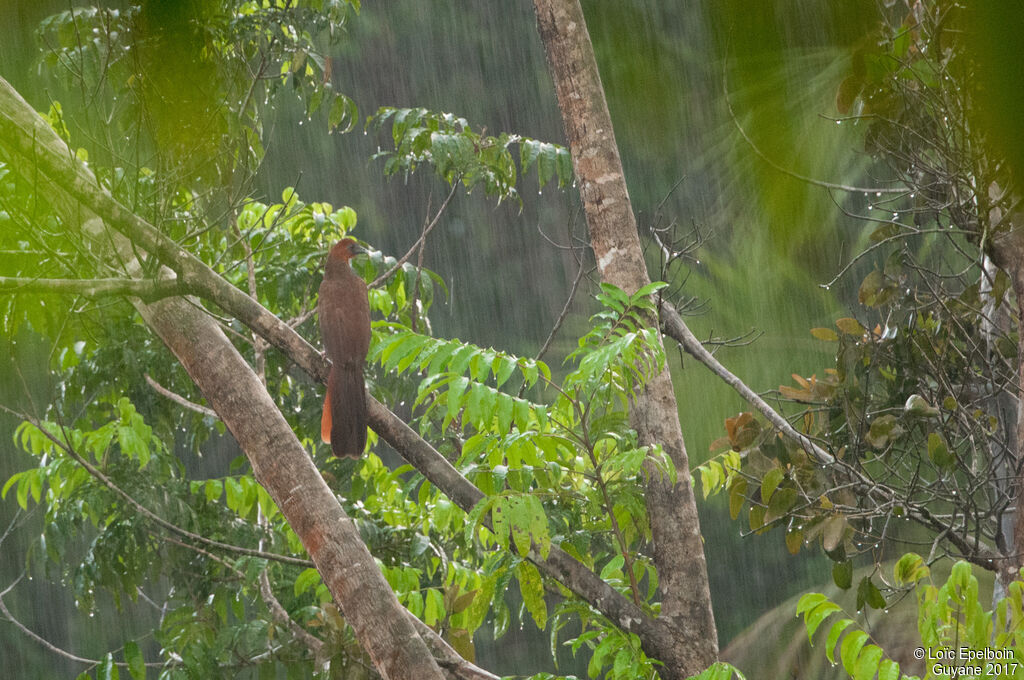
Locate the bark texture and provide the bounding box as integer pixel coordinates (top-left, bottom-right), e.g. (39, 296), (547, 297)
(986, 215), (1024, 594)
(531, 1), (718, 676)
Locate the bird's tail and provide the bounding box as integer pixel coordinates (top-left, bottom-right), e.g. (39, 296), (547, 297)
(321, 366), (367, 458)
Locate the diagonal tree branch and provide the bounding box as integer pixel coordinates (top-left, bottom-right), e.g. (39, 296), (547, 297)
(659, 299), (1001, 567)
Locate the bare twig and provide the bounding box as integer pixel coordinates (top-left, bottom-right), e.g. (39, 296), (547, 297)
(144, 374), (219, 419)
(371, 180), (459, 288)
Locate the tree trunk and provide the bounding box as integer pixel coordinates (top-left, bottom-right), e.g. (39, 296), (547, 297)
(0, 76), (445, 680)
(987, 215), (1024, 598)
(530, 1), (718, 677)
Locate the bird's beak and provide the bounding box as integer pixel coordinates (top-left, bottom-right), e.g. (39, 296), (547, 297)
(350, 243), (369, 256)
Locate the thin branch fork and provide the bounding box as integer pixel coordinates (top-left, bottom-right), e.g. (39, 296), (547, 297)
(144, 374), (219, 419)
(0, 403), (315, 568)
(371, 179), (459, 289)
(659, 300), (1001, 568)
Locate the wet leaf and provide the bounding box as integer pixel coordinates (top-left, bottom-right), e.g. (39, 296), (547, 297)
(810, 327), (839, 341)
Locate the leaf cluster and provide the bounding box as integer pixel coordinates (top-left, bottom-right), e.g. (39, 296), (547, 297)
(369, 106), (573, 203)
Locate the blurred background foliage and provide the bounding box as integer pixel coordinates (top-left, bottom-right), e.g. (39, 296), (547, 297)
(2, 0), (1022, 678)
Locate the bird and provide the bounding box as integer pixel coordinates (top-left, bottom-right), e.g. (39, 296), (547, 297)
(318, 238), (371, 457)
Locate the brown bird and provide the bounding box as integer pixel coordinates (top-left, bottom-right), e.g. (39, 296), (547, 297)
(318, 238), (371, 457)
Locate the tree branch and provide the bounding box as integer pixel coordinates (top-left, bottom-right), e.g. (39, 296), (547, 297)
(531, 2), (717, 676)
(1, 405), (315, 568)
(0, 275), (189, 301)
(371, 179), (459, 288)
(659, 299), (1001, 568)
(403, 613), (500, 680)
(144, 374), (219, 419)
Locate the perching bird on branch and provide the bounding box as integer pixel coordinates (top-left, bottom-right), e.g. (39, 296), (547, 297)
(319, 238), (371, 457)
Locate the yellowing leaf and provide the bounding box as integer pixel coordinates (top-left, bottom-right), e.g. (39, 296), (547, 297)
(835, 317), (865, 335)
(811, 327), (839, 341)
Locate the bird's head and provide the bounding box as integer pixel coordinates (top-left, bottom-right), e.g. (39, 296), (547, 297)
(327, 237), (369, 263)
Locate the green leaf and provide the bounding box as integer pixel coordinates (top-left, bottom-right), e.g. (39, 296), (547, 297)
(491, 499), (510, 551)
(225, 476), (243, 513)
(294, 568), (321, 597)
(763, 487), (797, 524)
(839, 630), (869, 675)
(516, 560), (547, 629)
(525, 496), (551, 559)
(464, 497), (493, 545)
(832, 561), (853, 590)
(877, 658), (901, 680)
(99, 653), (119, 680)
(537, 142), (556, 187)
(856, 577), (886, 611)
(729, 478), (747, 520)
(805, 601), (841, 642)
(854, 644), (883, 680)
(893, 552), (929, 585)
(1, 472), (21, 501)
(927, 432), (954, 468)
(835, 317), (865, 335)
(825, 618), (854, 664)
(204, 479), (223, 503)
(866, 415), (902, 449)
(785, 527), (803, 555)
(796, 593), (827, 615)
(424, 588), (444, 626)
(633, 281), (669, 299)
(124, 640), (145, 680)
(810, 327), (839, 341)
(760, 467), (784, 504)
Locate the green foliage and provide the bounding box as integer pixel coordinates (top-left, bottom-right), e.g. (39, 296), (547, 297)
(798, 555), (1024, 680)
(370, 106), (574, 202)
(797, 592), (910, 680)
(3, 270), (673, 677)
(685, 663), (747, 680)
(367, 280), (673, 677)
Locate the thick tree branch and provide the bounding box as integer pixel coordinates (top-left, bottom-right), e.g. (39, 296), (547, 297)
(404, 613), (500, 680)
(661, 303), (836, 466)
